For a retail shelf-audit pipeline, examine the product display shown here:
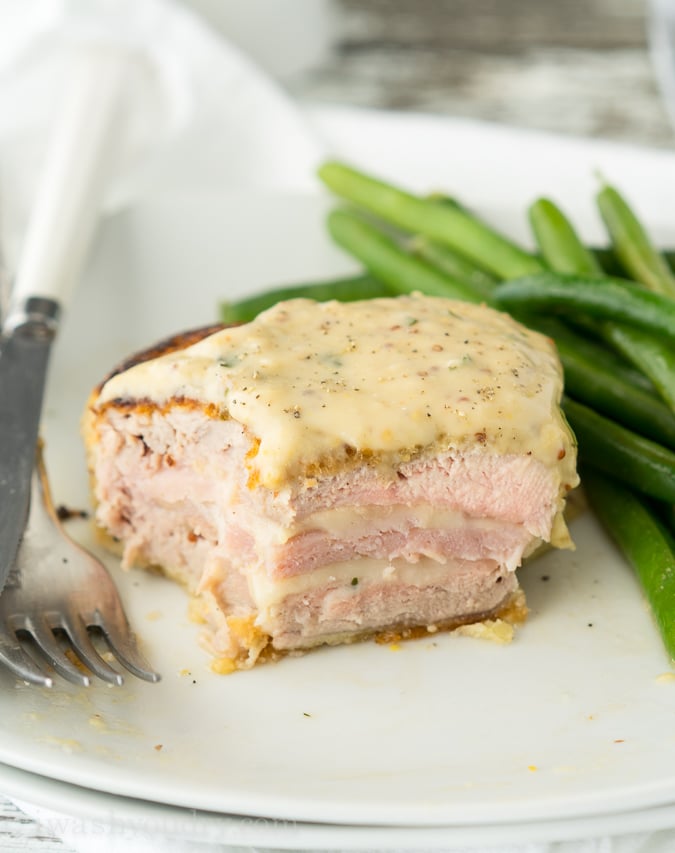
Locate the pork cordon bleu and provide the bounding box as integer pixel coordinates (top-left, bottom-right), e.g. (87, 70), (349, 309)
(83, 295), (579, 671)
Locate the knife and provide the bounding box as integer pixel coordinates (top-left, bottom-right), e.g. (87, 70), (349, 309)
(0, 49), (133, 592)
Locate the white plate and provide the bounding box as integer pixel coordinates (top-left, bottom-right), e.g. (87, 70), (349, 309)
(2, 109), (675, 832)
(7, 761), (675, 850)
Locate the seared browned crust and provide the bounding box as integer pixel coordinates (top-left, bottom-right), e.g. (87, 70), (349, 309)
(95, 324), (228, 392)
(83, 326), (228, 559)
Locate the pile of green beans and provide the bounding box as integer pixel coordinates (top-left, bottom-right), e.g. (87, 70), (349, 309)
(220, 161), (675, 662)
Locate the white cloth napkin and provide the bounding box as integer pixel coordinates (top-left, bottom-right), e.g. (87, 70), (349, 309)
(1, 2), (674, 853)
(0, 0), (323, 269)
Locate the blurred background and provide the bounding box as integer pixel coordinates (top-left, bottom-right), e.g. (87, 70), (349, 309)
(185, 0), (674, 148)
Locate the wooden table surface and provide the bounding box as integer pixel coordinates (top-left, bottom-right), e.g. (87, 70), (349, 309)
(292, 0), (674, 148)
(1, 0), (672, 849)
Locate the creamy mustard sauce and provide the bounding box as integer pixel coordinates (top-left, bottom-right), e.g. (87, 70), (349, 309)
(98, 295), (578, 491)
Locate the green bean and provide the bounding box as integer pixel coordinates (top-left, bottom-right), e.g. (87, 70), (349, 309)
(219, 274), (391, 324)
(666, 506), (675, 541)
(553, 337), (675, 449)
(562, 398), (675, 504)
(326, 209), (484, 303)
(427, 193), (464, 209)
(592, 247), (675, 278)
(563, 261), (675, 412)
(494, 273), (675, 346)
(409, 237), (497, 301)
(571, 311), (675, 412)
(591, 246), (627, 277)
(582, 467), (675, 662)
(597, 184), (675, 298)
(532, 315), (655, 394)
(599, 323), (675, 414)
(520, 316), (675, 442)
(318, 161), (543, 279)
(523, 204), (673, 406)
(525, 315), (674, 444)
(533, 290), (670, 409)
(529, 198), (602, 276)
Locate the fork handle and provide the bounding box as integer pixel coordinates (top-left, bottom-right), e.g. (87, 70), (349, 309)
(8, 48), (133, 319)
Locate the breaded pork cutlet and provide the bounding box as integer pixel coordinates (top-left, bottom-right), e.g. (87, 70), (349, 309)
(83, 295), (578, 671)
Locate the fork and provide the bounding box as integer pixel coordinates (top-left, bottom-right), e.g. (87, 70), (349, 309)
(0, 446), (160, 687)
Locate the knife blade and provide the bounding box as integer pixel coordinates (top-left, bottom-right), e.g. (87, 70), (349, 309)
(0, 297), (59, 590)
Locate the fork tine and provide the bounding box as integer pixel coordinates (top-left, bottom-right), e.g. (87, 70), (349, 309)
(58, 613), (124, 686)
(94, 616), (160, 683)
(0, 631), (53, 687)
(2, 447), (161, 688)
(26, 617), (90, 687)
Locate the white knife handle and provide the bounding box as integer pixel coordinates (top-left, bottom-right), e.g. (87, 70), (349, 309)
(10, 49), (131, 312)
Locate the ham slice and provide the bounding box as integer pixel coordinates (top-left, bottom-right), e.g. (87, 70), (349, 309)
(83, 296), (579, 671)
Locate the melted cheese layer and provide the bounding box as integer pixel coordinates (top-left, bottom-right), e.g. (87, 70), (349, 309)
(98, 295), (578, 490)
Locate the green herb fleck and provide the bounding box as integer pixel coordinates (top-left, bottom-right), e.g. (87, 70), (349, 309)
(449, 354), (473, 370)
(351, 577), (359, 586)
(320, 353), (343, 368)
